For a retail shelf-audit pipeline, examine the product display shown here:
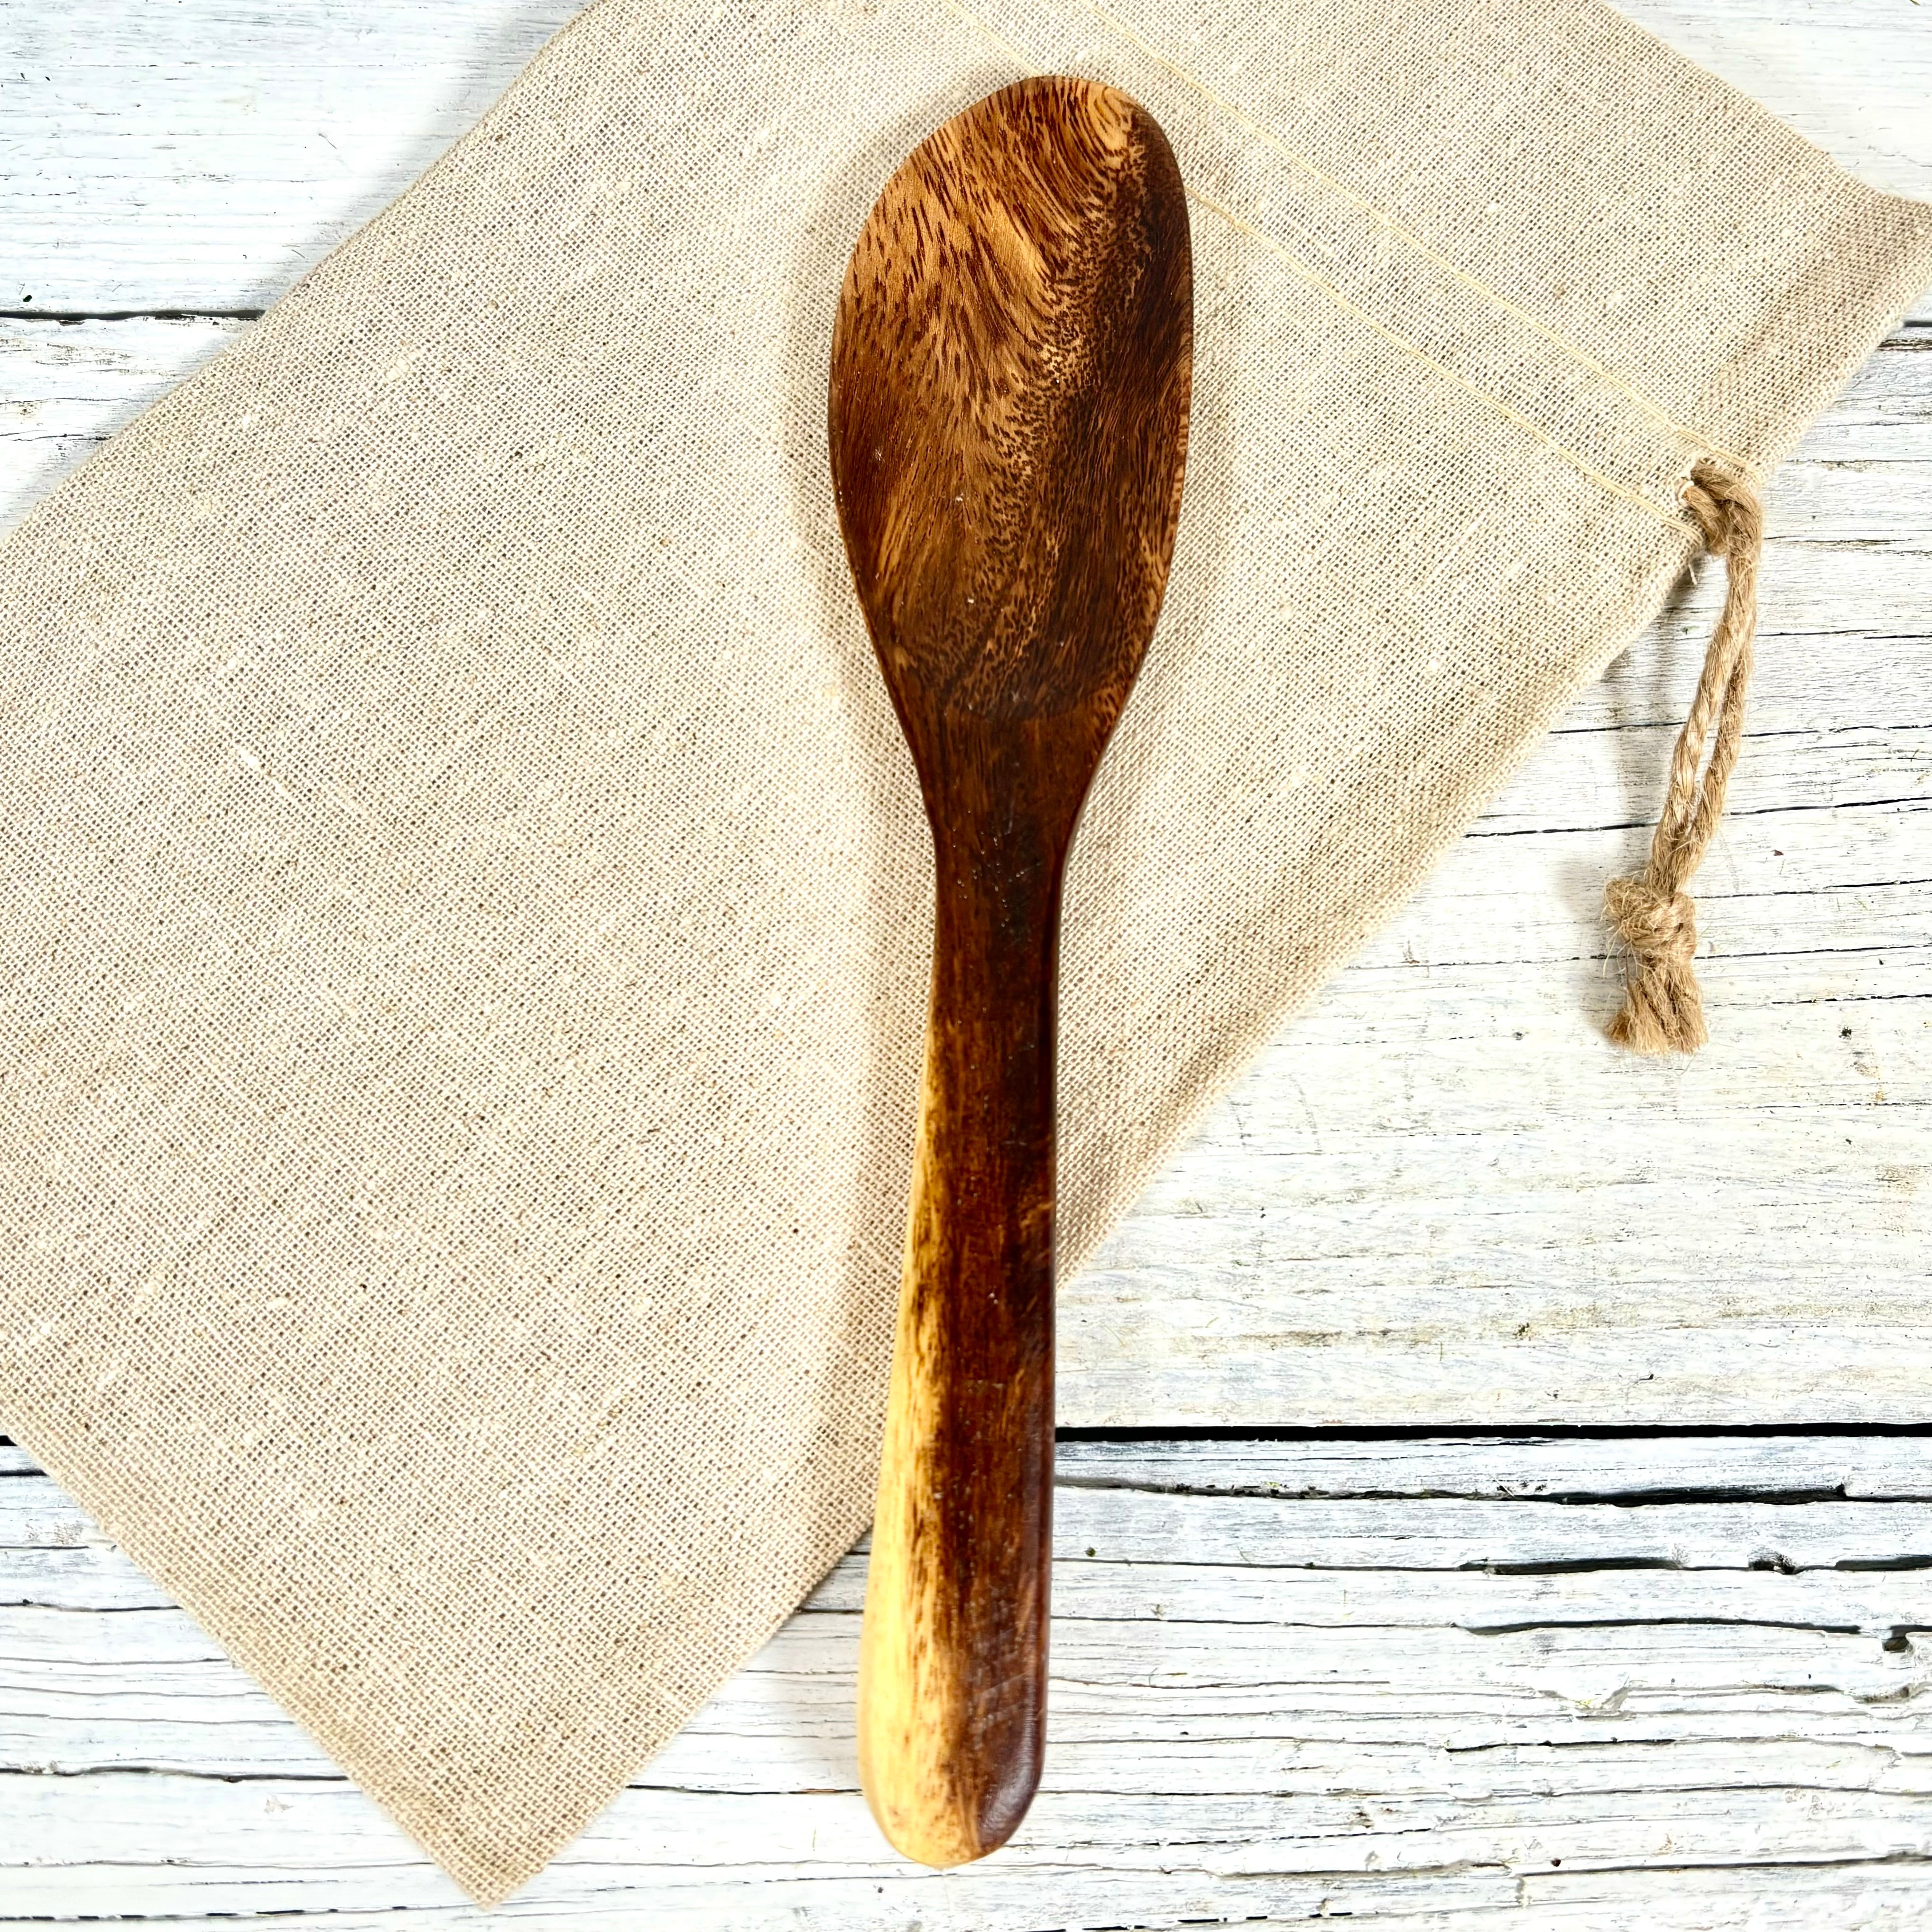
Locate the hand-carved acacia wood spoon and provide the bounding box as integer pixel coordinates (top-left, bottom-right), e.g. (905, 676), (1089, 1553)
(829, 76), (1192, 1867)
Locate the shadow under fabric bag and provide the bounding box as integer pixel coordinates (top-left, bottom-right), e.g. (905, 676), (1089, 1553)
(0, 0), (1927, 1903)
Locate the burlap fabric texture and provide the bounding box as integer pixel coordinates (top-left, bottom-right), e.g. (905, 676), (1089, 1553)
(1, 0), (1928, 1901)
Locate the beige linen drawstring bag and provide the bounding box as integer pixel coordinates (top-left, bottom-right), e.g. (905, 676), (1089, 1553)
(0, 0), (1928, 1902)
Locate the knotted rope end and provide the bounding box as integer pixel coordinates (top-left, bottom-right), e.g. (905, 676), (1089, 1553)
(1603, 872), (1707, 1055)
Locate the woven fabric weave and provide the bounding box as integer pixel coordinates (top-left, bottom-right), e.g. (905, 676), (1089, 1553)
(1, 0), (1927, 1900)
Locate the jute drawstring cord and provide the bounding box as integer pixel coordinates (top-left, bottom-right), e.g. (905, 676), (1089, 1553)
(1605, 462), (1765, 1054)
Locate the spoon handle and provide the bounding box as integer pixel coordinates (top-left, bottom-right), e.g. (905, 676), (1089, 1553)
(858, 836), (1061, 1867)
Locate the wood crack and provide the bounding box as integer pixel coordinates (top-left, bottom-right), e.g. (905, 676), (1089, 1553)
(0, 308), (263, 324)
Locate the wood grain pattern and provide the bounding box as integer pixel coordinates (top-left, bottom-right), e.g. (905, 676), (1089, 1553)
(829, 76), (1192, 1865)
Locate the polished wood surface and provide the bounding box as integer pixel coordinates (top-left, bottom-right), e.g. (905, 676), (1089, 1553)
(828, 76), (1192, 1866)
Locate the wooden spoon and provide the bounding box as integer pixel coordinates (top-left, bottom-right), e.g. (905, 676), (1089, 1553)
(829, 76), (1192, 1867)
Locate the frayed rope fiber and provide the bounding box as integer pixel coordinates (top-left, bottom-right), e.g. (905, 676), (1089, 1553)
(1605, 461), (1765, 1054)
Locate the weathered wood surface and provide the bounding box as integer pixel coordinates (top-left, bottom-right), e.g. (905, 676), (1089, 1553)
(4, 0), (1932, 1924)
(0, 0), (582, 315)
(11, 1435), (1932, 1926)
(0, 0), (1926, 315)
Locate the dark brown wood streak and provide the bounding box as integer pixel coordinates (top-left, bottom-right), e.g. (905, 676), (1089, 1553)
(829, 77), (1192, 1866)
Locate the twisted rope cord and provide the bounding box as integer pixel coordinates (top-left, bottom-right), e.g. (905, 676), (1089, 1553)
(1605, 463), (1765, 1054)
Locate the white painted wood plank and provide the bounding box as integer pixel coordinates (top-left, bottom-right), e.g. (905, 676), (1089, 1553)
(2, 1866), (1929, 1932)
(8, 1437), (1932, 1925)
(1, 1), (1930, 1920)
(0, 2), (581, 314)
(0, 316), (243, 519)
(0, 1), (1926, 317)
(1061, 1431), (1932, 1498)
